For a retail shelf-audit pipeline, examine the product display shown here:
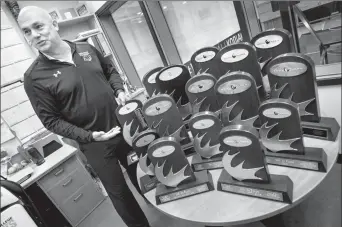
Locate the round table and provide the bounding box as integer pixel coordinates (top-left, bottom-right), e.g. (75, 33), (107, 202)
(137, 134), (340, 227)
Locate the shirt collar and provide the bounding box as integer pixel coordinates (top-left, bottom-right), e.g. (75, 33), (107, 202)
(38, 40), (76, 62)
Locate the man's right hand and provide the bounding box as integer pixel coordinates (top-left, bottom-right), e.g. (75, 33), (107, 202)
(92, 126), (121, 141)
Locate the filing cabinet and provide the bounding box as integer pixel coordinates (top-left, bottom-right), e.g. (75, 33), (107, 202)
(37, 155), (105, 226)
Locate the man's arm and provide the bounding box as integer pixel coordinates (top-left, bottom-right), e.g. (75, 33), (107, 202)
(24, 75), (93, 143)
(90, 45), (124, 97)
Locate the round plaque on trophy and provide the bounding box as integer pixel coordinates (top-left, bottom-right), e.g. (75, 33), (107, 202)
(251, 28), (294, 63)
(156, 65), (192, 120)
(115, 99), (147, 146)
(215, 71), (261, 128)
(266, 53), (320, 122)
(190, 47), (220, 79)
(142, 67), (164, 97)
(147, 137), (195, 188)
(185, 73), (220, 114)
(216, 42), (265, 98)
(142, 94), (190, 145)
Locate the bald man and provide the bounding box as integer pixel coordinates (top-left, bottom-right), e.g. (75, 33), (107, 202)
(19, 6), (150, 227)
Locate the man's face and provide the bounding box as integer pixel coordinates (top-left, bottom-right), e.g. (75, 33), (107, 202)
(18, 10), (59, 53)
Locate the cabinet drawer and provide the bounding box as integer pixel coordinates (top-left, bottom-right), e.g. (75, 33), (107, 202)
(60, 182), (104, 226)
(39, 156), (81, 191)
(47, 168), (90, 204)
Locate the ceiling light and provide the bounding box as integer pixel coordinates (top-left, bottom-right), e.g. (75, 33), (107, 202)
(182, 1), (187, 4)
(163, 6), (167, 9)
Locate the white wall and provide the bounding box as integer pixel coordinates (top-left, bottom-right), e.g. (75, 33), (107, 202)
(17, 1), (79, 12)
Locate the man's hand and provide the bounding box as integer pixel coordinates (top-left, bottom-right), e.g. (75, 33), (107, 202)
(92, 126), (121, 141)
(117, 91), (130, 106)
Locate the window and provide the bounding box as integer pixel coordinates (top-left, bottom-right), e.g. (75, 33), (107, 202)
(160, 1), (241, 63)
(112, 2), (164, 79)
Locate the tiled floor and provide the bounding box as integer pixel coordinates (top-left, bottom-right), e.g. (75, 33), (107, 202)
(80, 163), (341, 227)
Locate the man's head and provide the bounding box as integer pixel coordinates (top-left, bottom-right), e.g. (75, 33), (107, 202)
(18, 6), (62, 53)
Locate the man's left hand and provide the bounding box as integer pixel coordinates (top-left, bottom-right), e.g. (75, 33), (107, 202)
(117, 91), (130, 106)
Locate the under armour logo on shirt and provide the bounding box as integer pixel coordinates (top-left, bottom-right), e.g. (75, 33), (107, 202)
(53, 71), (61, 77)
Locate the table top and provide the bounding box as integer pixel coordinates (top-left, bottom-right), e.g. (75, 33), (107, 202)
(137, 133), (341, 226)
(7, 142), (77, 189)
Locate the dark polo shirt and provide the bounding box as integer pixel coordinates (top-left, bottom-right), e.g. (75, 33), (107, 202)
(24, 41), (124, 144)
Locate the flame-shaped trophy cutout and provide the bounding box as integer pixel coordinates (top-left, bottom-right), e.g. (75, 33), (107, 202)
(259, 122), (301, 152)
(193, 133), (222, 159)
(133, 129), (160, 193)
(271, 83), (314, 117)
(142, 94), (191, 148)
(259, 98), (328, 172)
(185, 73), (220, 114)
(115, 100), (146, 147)
(123, 120), (140, 146)
(215, 71), (261, 129)
(154, 160), (190, 187)
(147, 137), (214, 205)
(156, 65), (192, 120)
(221, 100), (259, 129)
(217, 124), (294, 203)
(189, 111), (224, 171)
(222, 151), (264, 181)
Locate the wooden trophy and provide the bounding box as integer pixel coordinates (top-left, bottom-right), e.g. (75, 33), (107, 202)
(147, 137), (214, 205)
(142, 67), (164, 97)
(216, 42), (266, 99)
(156, 65), (192, 121)
(215, 71), (261, 129)
(115, 99), (148, 165)
(190, 47), (221, 79)
(217, 124), (293, 203)
(142, 94), (193, 155)
(267, 53), (340, 141)
(189, 112), (224, 171)
(185, 72), (220, 115)
(132, 129), (160, 193)
(259, 98), (327, 172)
(251, 28), (294, 74)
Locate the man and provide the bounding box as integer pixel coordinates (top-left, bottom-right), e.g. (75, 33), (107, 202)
(18, 6), (150, 227)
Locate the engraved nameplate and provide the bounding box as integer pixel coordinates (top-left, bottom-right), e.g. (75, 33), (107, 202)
(193, 161), (223, 171)
(221, 184), (284, 201)
(302, 127), (328, 139)
(266, 156), (319, 170)
(158, 184), (209, 203)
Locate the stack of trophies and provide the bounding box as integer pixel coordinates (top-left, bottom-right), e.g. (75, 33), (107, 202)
(115, 28), (340, 205)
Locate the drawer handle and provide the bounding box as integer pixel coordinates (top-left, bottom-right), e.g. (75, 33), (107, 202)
(73, 193), (83, 202)
(54, 168), (64, 176)
(62, 178), (72, 187)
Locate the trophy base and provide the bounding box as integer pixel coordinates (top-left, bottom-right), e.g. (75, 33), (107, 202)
(217, 171), (293, 203)
(191, 153), (223, 171)
(155, 170), (214, 205)
(264, 147), (327, 172)
(183, 144), (196, 156)
(301, 116), (340, 141)
(140, 175), (159, 194)
(127, 151), (139, 166)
